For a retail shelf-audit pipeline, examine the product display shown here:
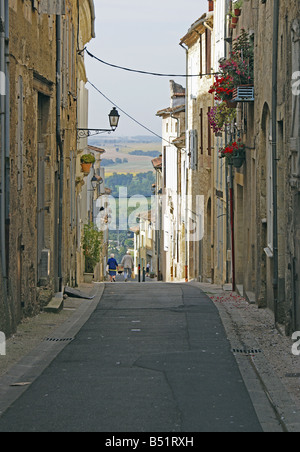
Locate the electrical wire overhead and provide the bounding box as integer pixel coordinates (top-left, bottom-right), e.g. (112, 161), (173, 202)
(84, 48), (218, 78)
(87, 80), (172, 145)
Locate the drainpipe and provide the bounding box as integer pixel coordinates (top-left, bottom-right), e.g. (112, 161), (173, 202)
(225, 0), (230, 284)
(56, 15), (64, 292)
(229, 164), (236, 290)
(0, 0), (6, 282)
(4, 0), (9, 230)
(180, 42), (189, 282)
(272, 0), (279, 323)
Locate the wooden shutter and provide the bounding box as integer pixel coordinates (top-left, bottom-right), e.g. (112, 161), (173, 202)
(205, 29), (212, 75)
(190, 129), (198, 170)
(200, 108), (204, 155)
(207, 107), (212, 156)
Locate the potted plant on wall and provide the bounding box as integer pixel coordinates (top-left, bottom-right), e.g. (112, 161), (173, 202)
(82, 222), (103, 283)
(233, 0), (243, 16)
(218, 30), (254, 102)
(80, 153), (96, 174)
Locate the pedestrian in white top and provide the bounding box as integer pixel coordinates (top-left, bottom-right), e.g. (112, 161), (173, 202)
(121, 251), (134, 282)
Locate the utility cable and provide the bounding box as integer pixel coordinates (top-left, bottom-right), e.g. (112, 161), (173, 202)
(87, 80), (172, 145)
(85, 48), (218, 78)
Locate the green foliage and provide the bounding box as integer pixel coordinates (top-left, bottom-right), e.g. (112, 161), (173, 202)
(208, 101), (237, 133)
(82, 222), (103, 273)
(108, 245), (127, 264)
(233, 0), (243, 9)
(80, 154), (96, 164)
(106, 171), (155, 198)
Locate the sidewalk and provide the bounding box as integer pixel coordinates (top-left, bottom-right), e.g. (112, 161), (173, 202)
(0, 283), (100, 379)
(190, 281), (300, 432)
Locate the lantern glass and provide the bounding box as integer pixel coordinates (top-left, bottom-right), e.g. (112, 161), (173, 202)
(109, 107), (120, 130)
(91, 176), (98, 190)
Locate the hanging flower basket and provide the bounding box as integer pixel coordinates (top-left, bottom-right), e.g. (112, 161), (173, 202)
(208, 102), (237, 134)
(219, 141), (245, 166)
(235, 8), (241, 16)
(232, 149), (246, 168)
(209, 75), (235, 103)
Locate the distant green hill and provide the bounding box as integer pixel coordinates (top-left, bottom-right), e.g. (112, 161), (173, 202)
(106, 171), (155, 198)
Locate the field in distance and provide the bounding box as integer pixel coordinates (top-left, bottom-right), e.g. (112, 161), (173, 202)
(89, 135), (161, 175)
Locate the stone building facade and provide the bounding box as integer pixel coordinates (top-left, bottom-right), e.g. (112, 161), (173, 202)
(227, 0), (300, 332)
(156, 81), (186, 282)
(152, 0), (300, 336)
(0, 0), (95, 336)
(179, 12), (215, 283)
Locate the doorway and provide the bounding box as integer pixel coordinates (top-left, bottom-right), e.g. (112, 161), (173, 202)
(37, 93), (50, 284)
(294, 194), (300, 331)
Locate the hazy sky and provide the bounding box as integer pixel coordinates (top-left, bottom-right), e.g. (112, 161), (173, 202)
(85, 0), (208, 138)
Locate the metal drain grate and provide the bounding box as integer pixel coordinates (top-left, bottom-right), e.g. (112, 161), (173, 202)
(44, 337), (74, 343)
(232, 348), (262, 355)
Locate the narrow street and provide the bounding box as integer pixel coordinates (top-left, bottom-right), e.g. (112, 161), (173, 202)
(0, 283), (264, 433)
(1, 0), (299, 436)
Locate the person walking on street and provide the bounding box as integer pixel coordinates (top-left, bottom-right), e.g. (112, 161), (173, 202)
(107, 254), (118, 282)
(121, 251), (134, 282)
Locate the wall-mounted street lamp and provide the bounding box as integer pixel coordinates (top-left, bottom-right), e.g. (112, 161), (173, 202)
(91, 175), (103, 191)
(77, 107), (120, 139)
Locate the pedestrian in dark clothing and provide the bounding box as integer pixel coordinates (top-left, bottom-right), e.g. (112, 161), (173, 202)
(107, 254), (118, 282)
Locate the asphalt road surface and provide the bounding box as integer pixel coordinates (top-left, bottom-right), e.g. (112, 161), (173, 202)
(0, 283), (263, 432)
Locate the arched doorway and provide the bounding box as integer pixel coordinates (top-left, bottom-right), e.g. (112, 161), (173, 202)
(258, 102), (273, 308)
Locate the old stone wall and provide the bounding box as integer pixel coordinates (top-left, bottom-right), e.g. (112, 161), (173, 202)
(231, 0), (300, 331)
(9, 2), (57, 325)
(5, 0), (82, 334)
(0, 262), (11, 335)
